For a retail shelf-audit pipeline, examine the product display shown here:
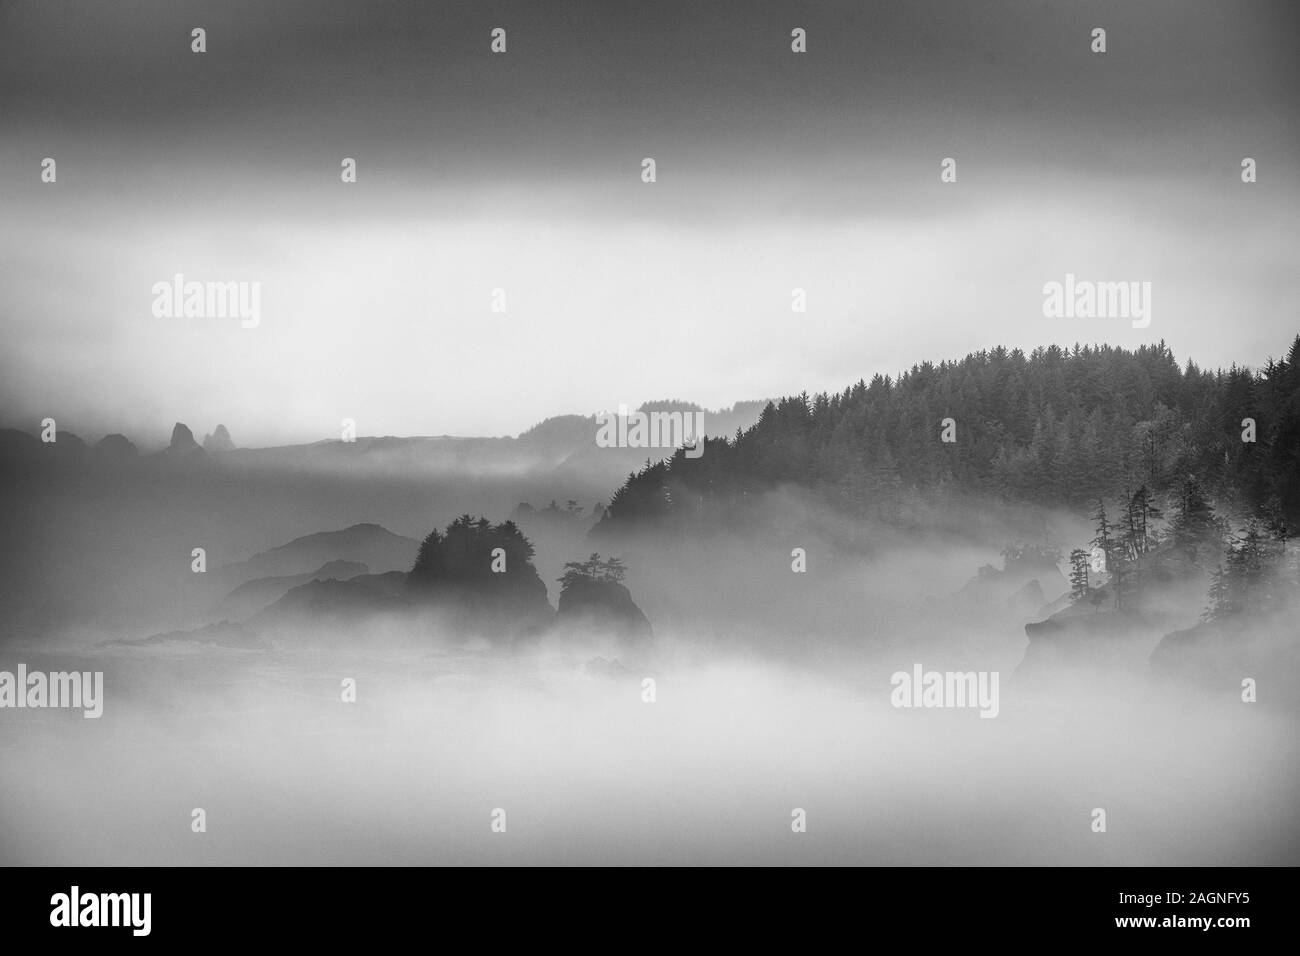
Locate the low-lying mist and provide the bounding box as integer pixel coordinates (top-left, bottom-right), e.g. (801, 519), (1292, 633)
(2, 459), (1297, 866)
(2, 629), (1295, 866)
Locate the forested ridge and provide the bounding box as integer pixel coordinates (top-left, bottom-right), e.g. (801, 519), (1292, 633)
(598, 336), (1300, 532)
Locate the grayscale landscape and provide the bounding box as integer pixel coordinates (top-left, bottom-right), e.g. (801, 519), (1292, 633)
(2, 0), (1298, 866)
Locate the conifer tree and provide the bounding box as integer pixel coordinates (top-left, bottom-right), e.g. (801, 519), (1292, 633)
(1068, 548), (1090, 602)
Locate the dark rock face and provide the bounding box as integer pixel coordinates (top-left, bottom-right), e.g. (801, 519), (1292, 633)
(408, 567), (555, 638)
(1150, 613), (1300, 704)
(406, 516), (556, 639)
(203, 424), (236, 452)
(1014, 562), (1216, 684)
(251, 565), (554, 645)
(1017, 609), (1160, 681)
(556, 579), (652, 641)
(163, 422), (205, 460)
(169, 422), (200, 450)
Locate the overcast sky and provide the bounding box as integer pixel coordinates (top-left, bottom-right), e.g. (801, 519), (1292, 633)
(1, 0), (1297, 445)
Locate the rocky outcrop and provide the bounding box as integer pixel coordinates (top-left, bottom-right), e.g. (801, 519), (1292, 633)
(407, 566), (554, 638)
(1018, 609), (1159, 679)
(1015, 567), (1212, 683)
(170, 422), (200, 450)
(556, 578), (652, 641)
(1150, 612), (1300, 704)
(203, 424), (236, 452)
(161, 422), (205, 460)
(406, 516), (556, 639)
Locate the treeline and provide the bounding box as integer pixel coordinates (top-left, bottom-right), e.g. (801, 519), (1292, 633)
(409, 514), (537, 586)
(1065, 476), (1295, 621)
(597, 336), (1300, 532)
(409, 515), (633, 600)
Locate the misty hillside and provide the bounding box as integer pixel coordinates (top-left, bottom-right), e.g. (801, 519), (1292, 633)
(213, 524), (418, 588)
(251, 570), (412, 631)
(215, 559), (370, 621)
(221, 400), (764, 480)
(238, 519), (653, 648)
(597, 336), (1300, 533)
(0, 400), (767, 495)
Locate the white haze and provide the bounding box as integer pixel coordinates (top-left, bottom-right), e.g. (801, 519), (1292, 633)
(1, 477), (1296, 865)
(1, 635), (1294, 866)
